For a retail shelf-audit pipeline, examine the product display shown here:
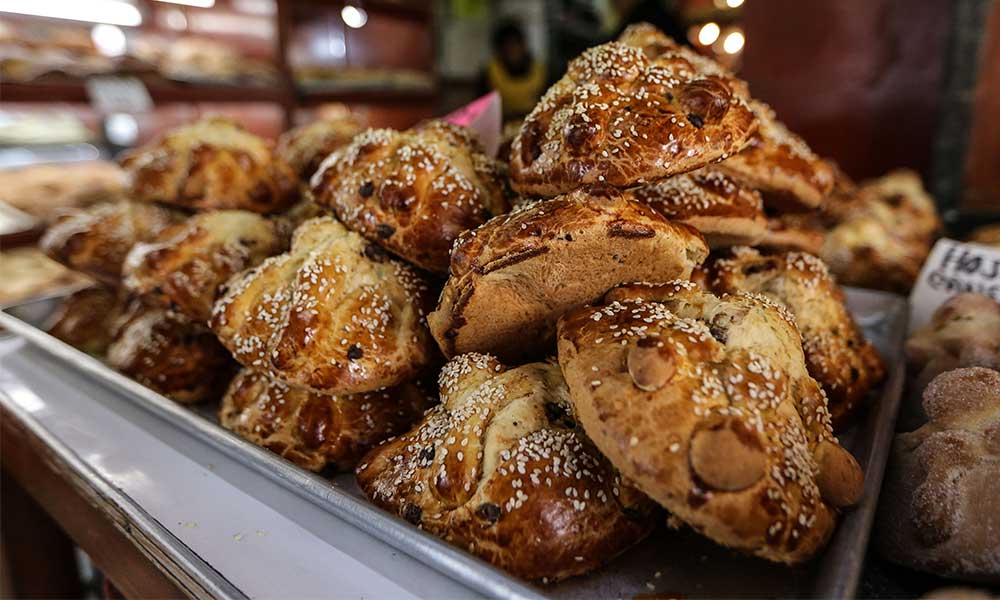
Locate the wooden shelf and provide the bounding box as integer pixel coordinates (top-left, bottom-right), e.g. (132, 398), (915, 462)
(1, 77), (284, 104)
(296, 86), (437, 104)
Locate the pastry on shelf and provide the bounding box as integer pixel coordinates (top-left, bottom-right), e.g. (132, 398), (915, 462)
(311, 120), (510, 273)
(0, 161), (126, 224)
(120, 117), (298, 214)
(967, 223), (1000, 247)
(356, 353), (656, 582)
(557, 282), (864, 564)
(509, 23), (757, 197)
(716, 100), (834, 211)
(108, 301), (234, 404)
(220, 368), (433, 472)
(123, 210), (287, 323)
(709, 247), (885, 428)
(0, 247), (91, 306)
(626, 167), (767, 248)
(875, 367), (1000, 583)
(276, 117), (363, 180)
(47, 285), (122, 355)
(211, 216), (437, 395)
(39, 201), (180, 285)
(756, 212), (826, 255)
(428, 187), (708, 362)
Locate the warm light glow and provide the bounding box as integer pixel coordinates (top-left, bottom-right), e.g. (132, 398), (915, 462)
(723, 31), (745, 54)
(162, 7), (188, 30)
(91, 23), (127, 56)
(697, 22), (720, 46)
(155, 0), (215, 8)
(726, 0), (745, 7)
(341, 5), (367, 29)
(0, 0), (142, 26)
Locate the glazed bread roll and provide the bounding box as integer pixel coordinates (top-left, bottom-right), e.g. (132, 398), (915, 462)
(276, 117), (362, 180)
(356, 353), (656, 582)
(47, 286), (122, 355)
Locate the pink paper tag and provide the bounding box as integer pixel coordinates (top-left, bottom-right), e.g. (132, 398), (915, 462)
(443, 91), (502, 158)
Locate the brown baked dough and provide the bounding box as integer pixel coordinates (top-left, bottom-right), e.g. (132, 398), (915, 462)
(211, 216), (436, 395)
(47, 286), (123, 355)
(311, 120), (510, 273)
(428, 187), (708, 362)
(757, 213), (826, 255)
(108, 301), (234, 404)
(509, 24), (757, 197)
(121, 117), (298, 214)
(967, 224), (1000, 248)
(123, 210), (286, 323)
(710, 247), (885, 428)
(716, 101), (834, 211)
(276, 117), (362, 180)
(875, 368), (1000, 583)
(557, 282), (864, 564)
(356, 353), (655, 582)
(39, 201), (180, 285)
(626, 167), (766, 247)
(220, 368), (432, 472)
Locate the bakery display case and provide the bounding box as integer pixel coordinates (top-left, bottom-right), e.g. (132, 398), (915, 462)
(2, 1), (999, 599)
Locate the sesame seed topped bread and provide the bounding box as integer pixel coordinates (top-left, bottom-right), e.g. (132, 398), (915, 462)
(716, 101), (834, 211)
(39, 201), (181, 286)
(557, 282), (864, 564)
(355, 353), (656, 582)
(124, 210), (287, 323)
(875, 368), (1000, 583)
(428, 187), (708, 362)
(509, 23), (757, 197)
(626, 167), (767, 248)
(210, 216), (436, 395)
(710, 247), (885, 428)
(311, 120), (511, 273)
(108, 300), (235, 404)
(220, 368), (433, 473)
(276, 117), (362, 180)
(120, 117), (298, 214)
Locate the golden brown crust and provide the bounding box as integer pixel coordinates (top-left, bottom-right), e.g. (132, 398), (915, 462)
(356, 354), (655, 581)
(123, 210), (287, 323)
(210, 216), (437, 395)
(876, 368), (1000, 582)
(716, 101), (834, 211)
(710, 247), (886, 428)
(276, 117), (362, 180)
(39, 201), (180, 285)
(509, 25), (757, 197)
(311, 120), (510, 273)
(108, 300), (235, 404)
(557, 283), (863, 564)
(47, 286), (123, 355)
(121, 117), (298, 214)
(428, 187), (708, 362)
(626, 167), (766, 248)
(757, 213), (826, 255)
(220, 368), (433, 472)
(967, 224), (1000, 248)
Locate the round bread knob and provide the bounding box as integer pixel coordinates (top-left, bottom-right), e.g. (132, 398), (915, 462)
(627, 341), (676, 391)
(814, 439), (864, 508)
(689, 421), (767, 492)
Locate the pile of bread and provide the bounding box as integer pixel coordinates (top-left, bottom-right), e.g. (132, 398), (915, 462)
(41, 24), (905, 583)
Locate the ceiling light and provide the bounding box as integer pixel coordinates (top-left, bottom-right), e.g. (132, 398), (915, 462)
(697, 22), (720, 46)
(154, 0), (215, 8)
(723, 31), (745, 54)
(341, 5), (367, 29)
(726, 0), (745, 7)
(0, 0), (142, 27)
(91, 23), (127, 56)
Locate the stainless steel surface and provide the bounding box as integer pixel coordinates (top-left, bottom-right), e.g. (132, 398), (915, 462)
(0, 287), (909, 599)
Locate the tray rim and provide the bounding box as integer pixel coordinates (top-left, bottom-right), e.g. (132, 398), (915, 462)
(0, 287), (910, 600)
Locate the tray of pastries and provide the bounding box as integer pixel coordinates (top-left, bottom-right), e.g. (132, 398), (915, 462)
(1, 23), (920, 599)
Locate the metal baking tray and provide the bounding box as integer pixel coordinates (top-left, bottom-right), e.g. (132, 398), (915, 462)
(0, 287), (908, 599)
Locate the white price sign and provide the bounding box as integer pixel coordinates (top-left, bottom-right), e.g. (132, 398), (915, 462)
(909, 238), (1000, 331)
(86, 76), (153, 114)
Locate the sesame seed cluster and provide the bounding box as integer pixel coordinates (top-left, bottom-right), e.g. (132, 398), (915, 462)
(356, 353), (655, 582)
(121, 116), (299, 214)
(556, 283), (864, 564)
(710, 247), (886, 427)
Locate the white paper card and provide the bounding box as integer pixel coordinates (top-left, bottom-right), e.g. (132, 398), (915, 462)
(909, 238), (1000, 331)
(86, 76), (152, 114)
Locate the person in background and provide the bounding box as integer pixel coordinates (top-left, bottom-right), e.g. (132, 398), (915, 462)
(482, 20), (547, 121)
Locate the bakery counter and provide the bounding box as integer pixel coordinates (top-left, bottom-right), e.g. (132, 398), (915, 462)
(0, 337), (481, 599)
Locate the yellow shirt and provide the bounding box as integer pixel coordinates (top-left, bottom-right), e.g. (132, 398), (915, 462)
(487, 58), (546, 118)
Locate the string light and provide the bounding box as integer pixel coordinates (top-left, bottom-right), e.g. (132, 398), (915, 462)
(341, 5), (368, 29)
(698, 22), (721, 46)
(723, 31), (745, 54)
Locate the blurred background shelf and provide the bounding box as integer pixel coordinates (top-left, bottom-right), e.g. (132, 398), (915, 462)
(1, 78), (285, 104)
